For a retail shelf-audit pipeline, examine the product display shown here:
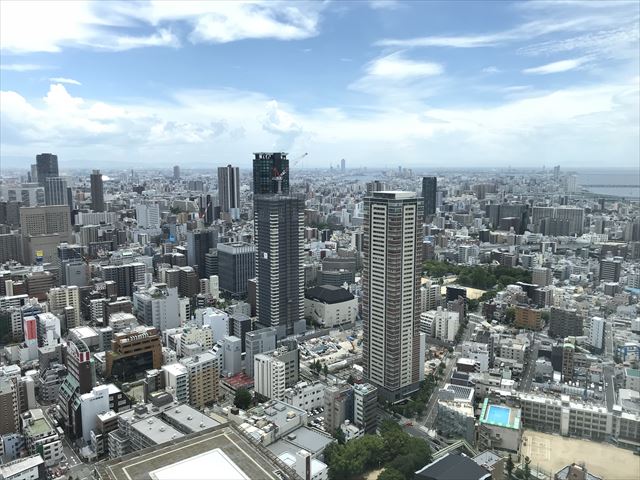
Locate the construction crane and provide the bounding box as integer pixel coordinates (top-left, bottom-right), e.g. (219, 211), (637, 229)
(272, 152), (308, 194)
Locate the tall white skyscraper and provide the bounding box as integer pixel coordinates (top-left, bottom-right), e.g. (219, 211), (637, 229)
(363, 191), (423, 401)
(589, 316), (605, 351)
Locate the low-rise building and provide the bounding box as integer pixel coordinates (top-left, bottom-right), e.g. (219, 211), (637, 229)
(283, 381), (324, 411)
(21, 409), (63, 467)
(304, 285), (357, 328)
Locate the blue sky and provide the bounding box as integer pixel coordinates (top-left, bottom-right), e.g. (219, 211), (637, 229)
(1, 0), (638, 170)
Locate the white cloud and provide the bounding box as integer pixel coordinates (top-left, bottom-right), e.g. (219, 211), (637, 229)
(49, 77), (82, 86)
(0, 64), (51, 72)
(2, 78), (637, 169)
(523, 57), (587, 75)
(482, 66), (501, 74)
(376, 3), (639, 49)
(366, 52), (443, 79)
(0, 0), (322, 53)
(369, 0), (404, 10)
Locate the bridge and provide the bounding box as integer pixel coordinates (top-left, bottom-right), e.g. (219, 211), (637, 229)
(581, 184), (639, 188)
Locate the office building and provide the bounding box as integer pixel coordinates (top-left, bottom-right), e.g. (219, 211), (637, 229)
(102, 262), (146, 297)
(36, 153), (59, 187)
(549, 307), (583, 339)
(0, 232), (23, 264)
(19, 205), (71, 236)
(253, 152), (289, 195)
(283, 381), (325, 411)
(324, 384), (353, 433)
(218, 164), (240, 220)
(105, 327), (162, 380)
(366, 180), (386, 195)
(231, 313), (252, 352)
(254, 353), (286, 400)
(90, 170), (105, 211)
(532, 267), (553, 287)
(420, 308), (460, 342)
(0, 377), (19, 434)
(173, 165), (180, 179)
(217, 242), (256, 297)
(363, 191), (423, 401)
(135, 203), (160, 229)
(255, 193), (305, 338)
(187, 229), (217, 278)
(514, 306), (544, 331)
(194, 307), (229, 342)
(21, 409), (64, 466)
(0, 455), (46, 480)
(422, 176), (437, 217)
(44, 176), (68, 206)
(600, 258), (622, 282)
(180, 352), (219, 408)
(133, 284), (180, 332)
(589, 316), (605, 351)
(352, 383), (377, 434)
(222, 335), (242, 376)
(245, 327), (277, 378)
(47, 285), (82, 332)
(162, 363), (189, 403)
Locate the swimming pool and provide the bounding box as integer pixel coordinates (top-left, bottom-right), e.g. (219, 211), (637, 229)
(486, 405), (510, 426)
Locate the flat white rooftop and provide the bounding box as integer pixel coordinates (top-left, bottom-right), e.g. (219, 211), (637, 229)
(149, 448), (249, 480)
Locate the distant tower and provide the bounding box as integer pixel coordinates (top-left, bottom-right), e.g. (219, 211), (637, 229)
(90, 170), (105, 211)
(363, 191), (423, 401)
(36, 153), (59, 187)
(422, 176), (437, 217)
(45, 177), (68, 206)
(253, 152), (289, 195)
(217, 164), (240, 220)
(340, 158), (346, 173)
(173, 165), (180, 179)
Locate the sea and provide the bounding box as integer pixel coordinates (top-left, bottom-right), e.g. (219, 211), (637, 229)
(575, 168), (640, 199)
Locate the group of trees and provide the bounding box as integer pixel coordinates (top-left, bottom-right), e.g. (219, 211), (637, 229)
(423, 261), (532, 291)
(324, 420), (432, 480)
(310, 359), (329, 376)
(506, 454), (532, 480)
(388, 374), (437, 418)
(233, 388), (252, 410)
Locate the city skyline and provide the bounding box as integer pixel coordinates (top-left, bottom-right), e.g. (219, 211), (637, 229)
(1, 1), (638, 169)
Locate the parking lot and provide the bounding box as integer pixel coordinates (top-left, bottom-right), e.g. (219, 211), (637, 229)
(307, 405), (326, 431)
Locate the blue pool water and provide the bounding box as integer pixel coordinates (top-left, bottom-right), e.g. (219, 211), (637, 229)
(486, 405), (510, 425)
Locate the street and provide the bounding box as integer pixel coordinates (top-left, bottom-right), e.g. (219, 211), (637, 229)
(520, 340), (539, 392)
(422, 353), (457, 429)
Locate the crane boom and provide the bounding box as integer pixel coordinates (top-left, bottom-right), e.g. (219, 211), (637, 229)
(273, 152), (308, 194)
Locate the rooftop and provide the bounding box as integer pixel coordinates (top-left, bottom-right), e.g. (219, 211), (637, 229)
(478, 399), (521, 430)
(0, 454), (44, 478)
(625, 368), (640, 378)
(162, 405), (222, 433)
(305, 284), (355, 304)
(131, 417), (184, 444)
(415, 453), (491, 480)
(149, 448), (249, 480)
(95, 425), (289, 480)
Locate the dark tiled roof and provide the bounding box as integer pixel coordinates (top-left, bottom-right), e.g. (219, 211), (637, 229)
(305, 285), (354, 304)
(415, 453), (491, 480)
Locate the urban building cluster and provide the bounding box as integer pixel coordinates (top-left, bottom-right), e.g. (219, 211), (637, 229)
(0, 155), (638, 480)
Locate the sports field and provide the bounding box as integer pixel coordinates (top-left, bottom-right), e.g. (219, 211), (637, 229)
(522, 430), (639, 480)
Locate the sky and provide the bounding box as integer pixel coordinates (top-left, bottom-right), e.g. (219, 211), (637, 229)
(1, 0), (639, 171)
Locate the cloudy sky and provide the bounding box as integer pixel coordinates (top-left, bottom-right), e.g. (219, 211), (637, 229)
(1, 0), (638, 171)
